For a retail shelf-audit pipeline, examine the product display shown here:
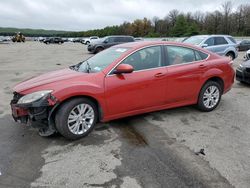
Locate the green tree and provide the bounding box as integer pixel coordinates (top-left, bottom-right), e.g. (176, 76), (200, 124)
(186, 23), (199, 36)
(171, 15), (188, 37)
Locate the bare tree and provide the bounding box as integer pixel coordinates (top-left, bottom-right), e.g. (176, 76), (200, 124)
(221, 1), (233, 34)
(168, 9), (179, 26)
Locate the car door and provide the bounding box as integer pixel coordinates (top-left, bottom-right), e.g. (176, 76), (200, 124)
(104, 46), (168, 117)
(113, 37), (124, 45)
(207, 37), (229, 56)
(104, 37), (116, 48)
(164, 45), (209, 104)
(203, 37), (218, 53)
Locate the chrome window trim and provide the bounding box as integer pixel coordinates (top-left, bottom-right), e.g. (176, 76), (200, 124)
(106, 44), (210, 77)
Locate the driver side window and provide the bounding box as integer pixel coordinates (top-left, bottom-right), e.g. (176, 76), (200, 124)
(204, 37), (214, 46)
(122, 46), (162, 71)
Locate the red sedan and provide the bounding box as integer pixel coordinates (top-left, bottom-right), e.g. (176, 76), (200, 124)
(11, 41), (235, 140)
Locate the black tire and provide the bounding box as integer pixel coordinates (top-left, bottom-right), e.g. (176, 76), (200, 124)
(86, 41), (90, 45)
(226, 52), (235, 60)
(197, 81), (222, 112)
(95, 47), (104, 54)
(55, 98), (98, 140)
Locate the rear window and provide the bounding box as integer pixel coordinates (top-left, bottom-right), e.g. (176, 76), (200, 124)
(214, 37), (228, 45)
(195, 51), (209, 60)
(125, 37), (134, 42)
(227, 37), (236, 44)
(183, 36), (206, 45)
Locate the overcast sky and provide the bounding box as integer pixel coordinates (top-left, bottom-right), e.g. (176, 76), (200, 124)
(0, 0), (249, 31)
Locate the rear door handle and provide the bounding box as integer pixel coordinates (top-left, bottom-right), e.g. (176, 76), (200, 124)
(154, 73), (165, 78)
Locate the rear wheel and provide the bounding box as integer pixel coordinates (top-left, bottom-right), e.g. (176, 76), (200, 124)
(197, 81), (222, 112)
(95, 47), (104, 54)
(55, 98), (98, 140)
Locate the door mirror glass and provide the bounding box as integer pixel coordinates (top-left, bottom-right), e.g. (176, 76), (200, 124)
(113, 64), (134, 74)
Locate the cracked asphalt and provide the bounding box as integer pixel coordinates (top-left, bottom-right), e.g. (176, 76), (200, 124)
(0, 42), (249, 188)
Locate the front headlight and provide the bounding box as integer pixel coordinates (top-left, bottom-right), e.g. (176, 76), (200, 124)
(17, 90), (53, 104)
(237, 64), (243, 70)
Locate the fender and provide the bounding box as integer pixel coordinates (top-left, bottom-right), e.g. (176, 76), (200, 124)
(200, 68), (224, 87)
(94, 45), (105, 51)
(52, 83), (106, 121)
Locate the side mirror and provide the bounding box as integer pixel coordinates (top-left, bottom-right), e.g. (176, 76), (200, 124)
(103, 40), (108, 44)
(113, 64), (134, 74)
(201, 43), (208, 48)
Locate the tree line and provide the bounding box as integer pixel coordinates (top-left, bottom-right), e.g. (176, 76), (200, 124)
(1, 1), (250, 37)
(64, 1), (250, 38)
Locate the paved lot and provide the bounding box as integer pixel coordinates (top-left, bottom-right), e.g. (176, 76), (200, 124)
(0, 42), (249, 188)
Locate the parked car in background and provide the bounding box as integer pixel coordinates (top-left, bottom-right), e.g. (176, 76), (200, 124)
(62, 38), (69, 42)
(244, 49), (250, 60)
(83, 36), (99, 45)
(237, 40), (250, 51)
(87, 35), (135, 53)
(11, 41), (234, 140)
(73, 38), (83, 43)
(44, 37), (64, 44)
(38, 37), (46, 42)
(0, 36), (5, 42)
(183, 35), (238, 59)
(236, 59), (250, 84)
(135, 37), (143, 41)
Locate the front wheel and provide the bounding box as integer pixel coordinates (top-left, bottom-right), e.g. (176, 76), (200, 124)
(197, 81), (222, 112)
(55, 98), (98, 140)
(226, 52), (235, 60)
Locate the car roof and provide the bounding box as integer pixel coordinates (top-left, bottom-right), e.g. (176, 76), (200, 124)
(114, 41), (205, 51)
(106, 35), (134, 38)
(190, 35), (233, 38)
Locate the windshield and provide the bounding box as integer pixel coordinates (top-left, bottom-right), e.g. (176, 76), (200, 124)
(183, 36), (206, 45)
(73, 47), (130, 73)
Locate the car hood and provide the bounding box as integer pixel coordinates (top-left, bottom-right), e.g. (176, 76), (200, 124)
(241, 60), (250, 68)
(14, 68), (88, 93)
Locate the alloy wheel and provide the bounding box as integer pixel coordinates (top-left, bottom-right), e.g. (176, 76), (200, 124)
(202, 85), (220, 109)
(67, 103), (95, 135)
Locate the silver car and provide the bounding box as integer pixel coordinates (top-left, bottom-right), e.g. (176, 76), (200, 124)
(183, 35), (238, 59)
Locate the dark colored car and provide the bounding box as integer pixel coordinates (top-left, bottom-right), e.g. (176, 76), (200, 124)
(11, 41), (234, 140)
(237, 40), (250, 51)
(236, 60), (250, 84)
(87, 35), (134, 54)
(44, 37), (64, 44)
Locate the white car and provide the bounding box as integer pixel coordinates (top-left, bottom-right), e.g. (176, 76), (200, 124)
(244, 49), (250, 60)
(83, 36), (99, 45)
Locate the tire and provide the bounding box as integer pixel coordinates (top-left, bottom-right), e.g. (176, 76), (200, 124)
(95, 47), (104, 54)
(86, 41), (90, 45)
(197, 81), (222, 112)
(55, 98), (98, 140)
(226, 52), (235, 60)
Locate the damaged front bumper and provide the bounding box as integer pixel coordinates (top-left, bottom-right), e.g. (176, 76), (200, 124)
(10, 92), (59, 135)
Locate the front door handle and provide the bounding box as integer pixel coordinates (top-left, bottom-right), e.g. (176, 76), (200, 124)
(154, 73), (165, 78)
(199, 64), (207, 69)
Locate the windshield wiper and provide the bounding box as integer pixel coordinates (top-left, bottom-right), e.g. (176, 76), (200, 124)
(69, 61), (83, 71)
(85, 61), (91, 73)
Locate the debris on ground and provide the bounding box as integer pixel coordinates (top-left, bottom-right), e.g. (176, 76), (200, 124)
(195, 149), (205, 156)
